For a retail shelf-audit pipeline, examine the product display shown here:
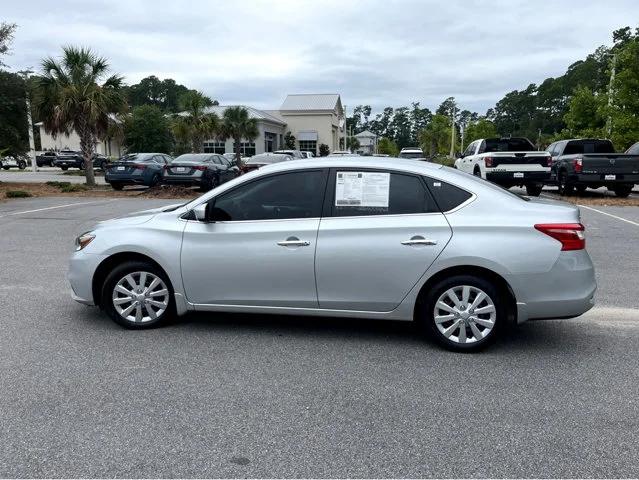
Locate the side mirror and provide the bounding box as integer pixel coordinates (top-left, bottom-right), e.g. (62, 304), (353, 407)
(193, 203), (208, 221)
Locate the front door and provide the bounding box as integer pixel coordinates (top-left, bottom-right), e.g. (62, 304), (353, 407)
(181, 169), (328, 307)
(315, 169), (452, 311)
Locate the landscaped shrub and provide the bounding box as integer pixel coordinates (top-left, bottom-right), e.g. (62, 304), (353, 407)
(60, 184), (88, 193)
(6, 190), (32, 198)
(46, 181), (72, 187)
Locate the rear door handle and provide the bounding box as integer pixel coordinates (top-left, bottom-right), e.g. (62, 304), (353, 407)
(401, 236), (437, 246)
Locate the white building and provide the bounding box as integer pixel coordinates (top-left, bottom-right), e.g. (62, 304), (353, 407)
(36, 93), (346, 158)
(354, 129), (378, 155)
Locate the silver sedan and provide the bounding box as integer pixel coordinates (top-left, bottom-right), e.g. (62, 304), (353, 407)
(68, 157), (596, 351)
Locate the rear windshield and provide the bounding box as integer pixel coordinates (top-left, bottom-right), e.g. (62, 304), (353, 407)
(399, 152), (425, 159)
(174, 154), (211, 162)
(484, 138), (535, 152)
(119, 154), (153, 163)
(248, 154), (289, 164)
(564, 140), (615, 154)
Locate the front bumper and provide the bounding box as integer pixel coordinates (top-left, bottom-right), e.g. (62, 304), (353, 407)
(68, 251), (108, 306)
(509, 249), (596, 323)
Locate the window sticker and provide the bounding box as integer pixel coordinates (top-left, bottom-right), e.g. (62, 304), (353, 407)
(335, 172), (390, 207)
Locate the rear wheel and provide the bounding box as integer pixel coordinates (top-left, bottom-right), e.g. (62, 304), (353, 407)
(101, 261), (175, 329)
(18, 160), (26, 170)
(79, 161), (85, 170)
(149, 173), (161, 187)
(613, 184), (633, 198)
(558, 171), (573, 196)
(473, 167), (481, 177)
(525, 183), (543, 196)
(61, 166), (68, 171)
(576, 185), (587, 195)
(110, 182), (124, 191)
(2, 166), (9, 170)
(420, 275), (503, 352)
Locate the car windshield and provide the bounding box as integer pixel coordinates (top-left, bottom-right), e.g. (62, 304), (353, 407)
(247, 154), (290, 164)
(484, 138), (536, 152)
(564, 140), (615, 154)
(174, 155), (211, 163)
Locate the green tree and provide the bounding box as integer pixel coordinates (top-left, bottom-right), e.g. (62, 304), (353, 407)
(410, 102), (432, 144)
(126, 75), (197, 113)
(284, 131), (296, 149)
(34, 46), (127, 186)
(0, 22), (17, 67)
(123, 105), (173, 153)
(563, 85), (606, 138)
(464, 118), (498, 144)
(377, 137), (399, 156)
(0, 71), (29, 157)
(419, 114), (451, 156)
(318, 143), (330, 156)
(346, 136), (360, 152)
(389, 106), (412, 149)
(171, 91), (218, 153)
(608, 30), (639, 149)
(219, 106), (259, 164)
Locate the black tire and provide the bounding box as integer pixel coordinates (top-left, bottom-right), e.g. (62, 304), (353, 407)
(18, 161), (26, 170)
(2, 166), (9, 170)
(558, 170), (573, 196)
(613, 185), (633, 198)
(101, 260), (175, 329)
(149, 173), (161, 187)
(525, 183), (543, 196)
(79, 161), (85, 170)
(473, 167), (482, 177)
(419, 274), (504, 352)
(576, 185), (587, 195)
(110, 182), (124, 191)
(61, 166), (68, 171)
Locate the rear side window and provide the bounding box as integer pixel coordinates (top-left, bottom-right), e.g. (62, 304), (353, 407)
(424, 177), (473, 212)
(332, 171), (438, 217)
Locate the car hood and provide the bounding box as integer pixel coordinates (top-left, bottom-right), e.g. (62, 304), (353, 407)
(97, 203), (184, 227)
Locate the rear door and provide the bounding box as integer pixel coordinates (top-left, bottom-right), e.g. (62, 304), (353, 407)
(315, 169), (452, 312)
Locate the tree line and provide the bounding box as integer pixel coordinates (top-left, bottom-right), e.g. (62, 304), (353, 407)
(348, 26), (639, 155)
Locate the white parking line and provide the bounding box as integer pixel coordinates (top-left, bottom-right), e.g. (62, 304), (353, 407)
(0, 200), (115, 218)
(578, 204), (639, 227)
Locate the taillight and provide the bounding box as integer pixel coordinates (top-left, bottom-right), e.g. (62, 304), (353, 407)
(484, 156), (493, 168)
(572, 158), (583, 173)
(546, 156), (552, 167)
(133, 164), (146, 170)
(534, 223), (585, 251)
(194, 165), (207, 171)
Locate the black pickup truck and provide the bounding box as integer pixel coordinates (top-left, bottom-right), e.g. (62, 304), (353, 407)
(547, 139), (639, 197)
(53, 150), (109, 171)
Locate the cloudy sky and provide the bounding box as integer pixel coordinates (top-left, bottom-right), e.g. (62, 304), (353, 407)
(3, 0), (638, 115)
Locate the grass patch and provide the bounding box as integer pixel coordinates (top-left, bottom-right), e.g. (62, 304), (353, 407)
(6, 190), (32, 198)
(60, 184), (88, 193)
(429, 156), (456, 167)
(62, 170), (104, 176)
(45, 181), (72, 188)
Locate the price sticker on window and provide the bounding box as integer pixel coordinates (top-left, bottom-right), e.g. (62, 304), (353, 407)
(336, 172), (390, 207)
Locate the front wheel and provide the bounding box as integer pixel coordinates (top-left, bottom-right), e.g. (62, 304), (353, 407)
(558, 171), (573, 196)
(149, 173), (161, 187)
(61, 166), (68, 171)
(525, 183), (543, 196)
(613, 185), (633, 198)
(102, 261), (175, 329)
(18, 161), (26, 170)
(420, 275), (503, 351)
(110, 182), (124, 191)
(473, 167), (482, 178)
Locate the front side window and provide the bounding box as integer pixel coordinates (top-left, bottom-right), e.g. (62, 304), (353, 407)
(332, 171), (437, 217)
(212, 170), (327, 221)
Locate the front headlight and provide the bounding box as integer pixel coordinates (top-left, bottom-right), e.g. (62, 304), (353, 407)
(75, 232), (95, 251)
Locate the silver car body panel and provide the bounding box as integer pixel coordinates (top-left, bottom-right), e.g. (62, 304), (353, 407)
(69, 157), (596, 323)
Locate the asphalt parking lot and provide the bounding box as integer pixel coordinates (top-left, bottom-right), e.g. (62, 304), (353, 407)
(0, 196), (638, 477)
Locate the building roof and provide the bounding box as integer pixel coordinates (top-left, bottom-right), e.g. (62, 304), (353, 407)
(280, 94), (342, 113)
(202, 105), (286, 125)
(354, 129), (377, 138)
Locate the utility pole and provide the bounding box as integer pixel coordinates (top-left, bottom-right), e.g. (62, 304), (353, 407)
(606, 53), (617, 138)
(19, 70), (37, 173)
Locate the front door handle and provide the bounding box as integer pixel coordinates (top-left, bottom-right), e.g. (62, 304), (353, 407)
(401, 236), (437, 246)
(277, 236), (310, 247)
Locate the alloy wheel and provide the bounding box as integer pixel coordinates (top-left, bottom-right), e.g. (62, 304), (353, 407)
(112, 271), (169, 323)
(433, 285), (496, 344)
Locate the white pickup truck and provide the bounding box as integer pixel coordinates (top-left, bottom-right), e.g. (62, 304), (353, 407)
(454, 137), (551, 196)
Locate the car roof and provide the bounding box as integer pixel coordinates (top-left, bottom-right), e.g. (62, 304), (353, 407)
(257, 155), (443, 175)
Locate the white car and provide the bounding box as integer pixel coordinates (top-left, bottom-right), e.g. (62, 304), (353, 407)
(0, 155), (28, 170)
(301, 151), (315, 159)
(399, 147), (426, 160)
(328, 151), (358, 156)
(454, 137), (551, 196)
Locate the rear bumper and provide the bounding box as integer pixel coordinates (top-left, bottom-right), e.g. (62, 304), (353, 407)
(509, 250), (596, 323)
(486, 170), (550, 185)
(105, 174), (149, 185)
(568, 173), (639, 185)
(163, 176), (204, 186)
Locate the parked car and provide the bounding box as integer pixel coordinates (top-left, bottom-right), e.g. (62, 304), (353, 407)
(241, 153), (293, 173)
(69, 157), (596, 352)
(274, 149), (304, 159)
(162, 153), (239, 191)
(547, 138), (639, 197)
(0, 155), (28, 170)
(54, 150), (109, 171)
(36, 151), (58, 167)
(301, 151), (315, 158)
(398, 147), (426, 160)
(105, 153), (173, 190)
(455, 137), (550, 196)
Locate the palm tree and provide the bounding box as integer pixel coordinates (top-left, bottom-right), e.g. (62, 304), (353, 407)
(172, 91), (218, 153)
(34, 46), (126, 186)
(219, 106), (259, 165)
